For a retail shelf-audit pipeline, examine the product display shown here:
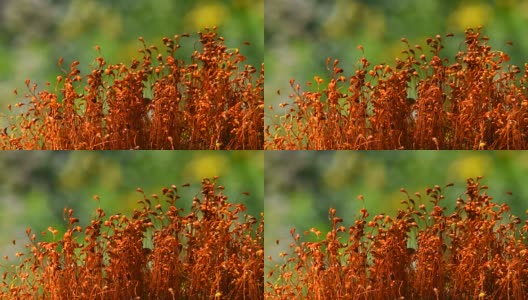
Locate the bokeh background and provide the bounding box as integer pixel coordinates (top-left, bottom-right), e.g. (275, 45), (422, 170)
(265, 0), (528, 114)
(0, 151), (263, 261)
(265, 151), (528, 271)
(0, 0), (263, 115)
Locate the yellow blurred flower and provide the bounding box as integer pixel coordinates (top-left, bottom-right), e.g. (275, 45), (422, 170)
(184, 153), (229, 181)
(448, 155), (491, 182)
(448, 3), (493, 31)
(185, 3), (229, 30)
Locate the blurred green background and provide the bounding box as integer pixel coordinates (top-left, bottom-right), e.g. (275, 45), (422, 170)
(265, 0), (528, 115)
(265, 151), (528, 269)
(0, 0), (263, 117)
(0, 151), (263, 261)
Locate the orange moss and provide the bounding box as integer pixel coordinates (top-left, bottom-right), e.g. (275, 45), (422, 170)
(266, 27), (528, 149)
(1, 178), (264, 299)
(2, 28), (264, 149)
(266, 177), (528, 299)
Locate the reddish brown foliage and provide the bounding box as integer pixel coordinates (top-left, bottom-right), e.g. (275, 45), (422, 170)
(266, 177), (528, 299)
(1, 28), (264, 149)
(265, 27), (528, 149)
(1, 178), (264, 299)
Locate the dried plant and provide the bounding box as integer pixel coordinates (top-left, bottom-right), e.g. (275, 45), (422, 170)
(266, 176), (528, 299)
(265, 27), (528, 149)
(1, 177), (264, 300)
(1, 27), (264, 149)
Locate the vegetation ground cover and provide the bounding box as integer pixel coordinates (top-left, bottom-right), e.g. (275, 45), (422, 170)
(266, 27), (528, 149)
(1, 28), (263, 149)
(266, 176), (528, 299)
(1, 177), (264, 299)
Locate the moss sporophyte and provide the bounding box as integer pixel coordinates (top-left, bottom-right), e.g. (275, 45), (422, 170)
(266, 27), (528, 150)
(1, 177), (264, 299)
(266, 176), (528, 299)
(2, 27), (264, 150)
